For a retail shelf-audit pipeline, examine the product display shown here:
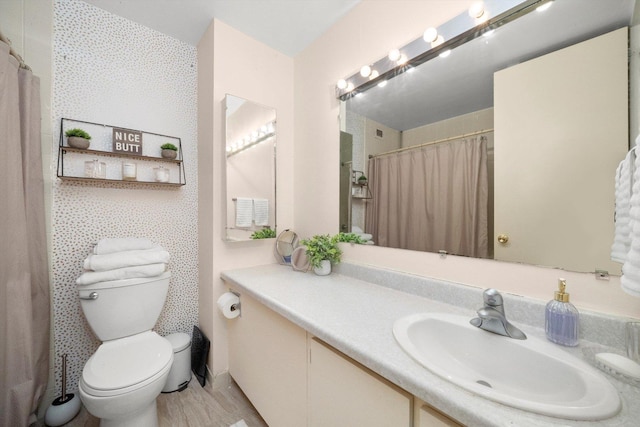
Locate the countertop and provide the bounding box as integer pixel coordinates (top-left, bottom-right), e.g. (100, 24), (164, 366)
(221, 263), (640, 427)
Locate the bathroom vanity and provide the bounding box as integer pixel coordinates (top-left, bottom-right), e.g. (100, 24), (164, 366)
(221, 263), (640, 427)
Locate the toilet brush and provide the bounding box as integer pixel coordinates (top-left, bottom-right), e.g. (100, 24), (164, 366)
(44, 354), (81, 426)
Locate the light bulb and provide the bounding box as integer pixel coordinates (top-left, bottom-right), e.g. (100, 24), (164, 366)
(369, 70), (379, 80)
(397, 54), (408, 65)
(337, 79), (348, 90)
(537, 1), (553, 12)
(360, 65), (372, 78)
(346, 82), (355, 92)
(439, 50), (451, 58)
(469, 2), (485, 19)
(431, 35), (444, 48)
(388, 49), (401, 62)
(423, 27), (438, 43)
(378, 80), (388, 88)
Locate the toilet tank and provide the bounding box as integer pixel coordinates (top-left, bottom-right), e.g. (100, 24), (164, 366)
(78, 272), (171, 341)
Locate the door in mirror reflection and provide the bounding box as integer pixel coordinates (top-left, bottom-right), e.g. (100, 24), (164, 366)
(224, 94), (276, 242)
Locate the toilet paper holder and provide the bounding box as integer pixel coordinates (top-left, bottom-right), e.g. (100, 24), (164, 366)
(230, 302), (240, 312)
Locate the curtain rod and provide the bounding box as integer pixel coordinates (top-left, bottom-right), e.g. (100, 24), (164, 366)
(0, 29), (30, 70)
(369, 128), (494, 159)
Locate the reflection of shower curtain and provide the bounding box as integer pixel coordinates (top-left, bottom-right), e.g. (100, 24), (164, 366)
(0, 40), (50, 425)
(365, 136), (488, 258)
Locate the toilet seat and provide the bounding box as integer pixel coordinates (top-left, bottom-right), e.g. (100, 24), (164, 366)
(81, 331), (173, 398)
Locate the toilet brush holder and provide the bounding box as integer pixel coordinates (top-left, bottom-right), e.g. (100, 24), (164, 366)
(45, 354), (81, 427)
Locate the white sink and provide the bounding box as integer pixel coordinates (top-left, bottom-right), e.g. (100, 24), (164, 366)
(393, 313), (621, 421)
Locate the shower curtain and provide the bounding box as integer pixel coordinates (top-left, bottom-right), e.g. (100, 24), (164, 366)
(0, 40), (50, 426)
(365, 136), (489, 258)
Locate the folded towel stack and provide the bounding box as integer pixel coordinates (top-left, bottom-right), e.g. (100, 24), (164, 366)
(351, 226), (375, 245)
(612, 151), (633, 262)
(77, 238), (169, 286)
(235, 197), (270, 228)
(614, 145), (640, 297)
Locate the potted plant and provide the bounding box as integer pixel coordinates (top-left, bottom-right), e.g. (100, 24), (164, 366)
(300, 234), (342, 276)
(65, 128), (91, 149)
(250, 228), (276, 239)
(160, 143), (178, 159)
(337, 232), (366, 244)
(357, 174), (368, 185)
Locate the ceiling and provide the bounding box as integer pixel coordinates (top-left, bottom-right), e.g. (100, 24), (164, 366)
(347, 0), (636, 131)
(82, 0), (361, 57)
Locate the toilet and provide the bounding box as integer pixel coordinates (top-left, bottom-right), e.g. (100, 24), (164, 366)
(77, 272), (173, 427)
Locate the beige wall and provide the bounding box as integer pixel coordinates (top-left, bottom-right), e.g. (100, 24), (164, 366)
(294, 1), (639, 319)
(401, 107), (494, 147)
(198, 19), (295, 376)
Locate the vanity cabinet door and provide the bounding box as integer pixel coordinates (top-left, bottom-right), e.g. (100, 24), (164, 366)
(308, 337), (412, 427)
(227, 293), (307, 427)
(414, 399), (463, 427)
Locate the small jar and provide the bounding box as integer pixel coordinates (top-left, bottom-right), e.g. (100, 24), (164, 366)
(96, 161), (106, 179)
(154, 166), (169, 183)
(122, 162), (137, 181)
(84, 160), (97, 178)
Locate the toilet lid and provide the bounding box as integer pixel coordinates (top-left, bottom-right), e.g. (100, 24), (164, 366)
(83, 331), (172, 391)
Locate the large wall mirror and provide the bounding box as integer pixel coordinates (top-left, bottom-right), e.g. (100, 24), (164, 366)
(224, 94), (276, 242)
(339, 0), (637, 274)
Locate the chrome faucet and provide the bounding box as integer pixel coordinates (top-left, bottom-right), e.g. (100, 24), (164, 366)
(470, 289), (527, 340)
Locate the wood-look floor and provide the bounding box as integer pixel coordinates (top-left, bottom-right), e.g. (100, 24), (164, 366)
(36, 375), (268, 427)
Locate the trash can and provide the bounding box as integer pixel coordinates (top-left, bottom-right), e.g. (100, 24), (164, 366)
(162, 332), (191, 393)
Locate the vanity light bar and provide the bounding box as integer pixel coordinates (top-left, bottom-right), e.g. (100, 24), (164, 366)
(335, 0), (552, 100)
(226, 121), (276, 157)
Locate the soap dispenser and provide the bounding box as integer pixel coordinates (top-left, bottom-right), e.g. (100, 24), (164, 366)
(545, 278), (579, 346)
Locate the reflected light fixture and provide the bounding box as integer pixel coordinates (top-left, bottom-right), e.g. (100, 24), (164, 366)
(377, 80), (387, 88)
(227, 121), (276, 157)
(537, 1), (553, 12)
(369, 69), (379, 80)
(439, 49), (451, 58)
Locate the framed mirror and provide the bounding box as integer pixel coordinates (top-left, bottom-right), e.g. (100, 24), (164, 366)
(339, 0), (636, 274)
(223, 94), (276, 242)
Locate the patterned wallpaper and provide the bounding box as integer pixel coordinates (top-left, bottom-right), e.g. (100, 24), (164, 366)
(51, 0), (198, 391)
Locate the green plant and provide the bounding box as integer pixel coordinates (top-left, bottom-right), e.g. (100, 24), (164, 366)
(161, 143), (178, 151)
(65, 128), (91, 140)
(301, 234), (342, 269)
(357, 174), (367, 182)
(251, 228), (276, 239)
(337, 232), (366, 244)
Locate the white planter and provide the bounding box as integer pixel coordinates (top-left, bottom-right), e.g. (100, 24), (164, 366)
(313, 260), (331, 276)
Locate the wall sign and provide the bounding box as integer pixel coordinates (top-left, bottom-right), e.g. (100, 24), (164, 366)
(113, 128), (143, 154)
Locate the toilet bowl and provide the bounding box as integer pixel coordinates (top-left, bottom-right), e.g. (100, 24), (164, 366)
(77, 272), (172, 427)
(79, 331), (173, 427)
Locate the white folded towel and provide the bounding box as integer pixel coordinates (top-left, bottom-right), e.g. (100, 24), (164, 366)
(235, 198), (253, 228)
(84, 248), (170, 271)
(611, 150), (634, 263)
(358, 233), (373, 241)
(621, 145), (640, 297)
(76, 263), (167, 286)
(253, 198), (269, 226)
(93, 237), (158, 255)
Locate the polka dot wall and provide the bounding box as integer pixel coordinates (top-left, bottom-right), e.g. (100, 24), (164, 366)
(52, 0), (198, 392)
